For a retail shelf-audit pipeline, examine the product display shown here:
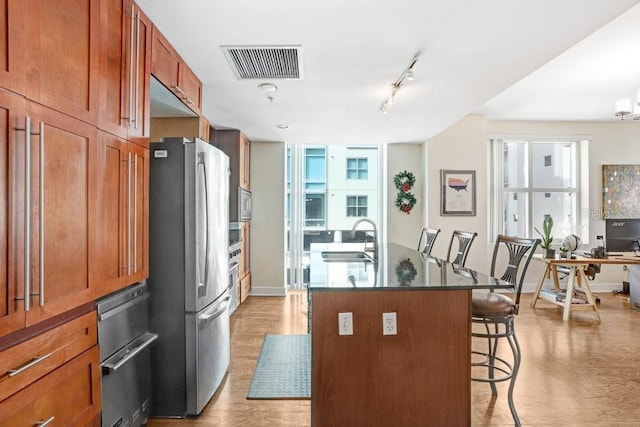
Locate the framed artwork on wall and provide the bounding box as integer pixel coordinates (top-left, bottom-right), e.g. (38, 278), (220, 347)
(602, 164), (640, 219)
(441, 169), (476, 216)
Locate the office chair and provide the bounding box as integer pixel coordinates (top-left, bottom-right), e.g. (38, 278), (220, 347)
(471, 234), (540, 427)
(417, 227), (440, 256)
(446, 230), (477, 267)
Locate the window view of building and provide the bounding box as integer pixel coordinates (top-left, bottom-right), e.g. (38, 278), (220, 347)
(286, 145), (379, 286)
(346, 195), (368, 217)
(346, 157), (368, 179)
(489, 139), (589, 243)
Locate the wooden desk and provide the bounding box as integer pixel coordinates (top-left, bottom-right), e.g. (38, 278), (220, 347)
(531, 255), (640, 321)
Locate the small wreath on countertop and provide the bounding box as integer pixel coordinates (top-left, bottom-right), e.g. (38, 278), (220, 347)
(395, 258), (417, 285)
(393, 170), (416, 192)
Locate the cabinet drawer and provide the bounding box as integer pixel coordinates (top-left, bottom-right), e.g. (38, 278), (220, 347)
(0, 311), (97, 402)
(0, 346), (101, 426)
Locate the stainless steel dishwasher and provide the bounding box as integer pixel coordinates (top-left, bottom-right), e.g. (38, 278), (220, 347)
(97, 282), (158, 427)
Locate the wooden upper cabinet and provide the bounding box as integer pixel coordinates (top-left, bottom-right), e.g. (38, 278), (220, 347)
(151, 26), (179, 91)
(0, 94), (100, 335)
(127, 1), (152, 142)
(213, 129), (251, 191)
(23, 103), (99, 328)
(178, 62), (202, 114)
(0, 89), (26, 337)
(96, 131), (149, 297)
(0, 0), (25, 95)
(126, 140), (149, 284)
(239, 132), (250, 189)
(23, 0), (100, 125)
(99, 0), (151, 142)
(151, 25), (202, 114)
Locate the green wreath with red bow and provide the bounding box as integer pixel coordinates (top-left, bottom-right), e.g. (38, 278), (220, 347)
(395, 191), (417, 214)
(394, 171), (417, 214)
(393, 170), (416, 192)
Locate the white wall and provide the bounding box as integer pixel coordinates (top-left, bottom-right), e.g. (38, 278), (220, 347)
(426, 114), (640, 290)
(426, 115), (489, 269)
(249, 141), (286, 296)
(386, 143), (424, 248)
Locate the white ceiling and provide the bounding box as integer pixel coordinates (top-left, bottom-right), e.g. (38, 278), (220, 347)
(136, 0), (640, 144)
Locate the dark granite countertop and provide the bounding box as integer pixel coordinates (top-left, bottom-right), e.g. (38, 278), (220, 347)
(308, 242), (512, 291)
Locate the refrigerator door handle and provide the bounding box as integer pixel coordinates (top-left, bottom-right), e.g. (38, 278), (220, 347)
(197, 154), (210, 297)
(198, 296), (230, 322)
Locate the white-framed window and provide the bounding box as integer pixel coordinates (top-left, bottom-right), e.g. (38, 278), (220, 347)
(346, 195), (368, 217)
(489, 137), (590, 244)
(346, 158), (368, 179)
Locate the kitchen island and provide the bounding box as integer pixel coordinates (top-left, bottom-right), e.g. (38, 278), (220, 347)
(308, 242), (511, 427)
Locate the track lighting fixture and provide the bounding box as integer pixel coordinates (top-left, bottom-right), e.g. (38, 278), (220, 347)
(379, 53), (419, 114)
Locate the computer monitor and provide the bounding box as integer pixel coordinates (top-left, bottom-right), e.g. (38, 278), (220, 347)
(605, 218), (640, 252)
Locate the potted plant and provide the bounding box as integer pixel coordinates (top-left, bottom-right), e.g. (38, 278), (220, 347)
(535, 215), (555, 258)
(559, 245), (569, 259)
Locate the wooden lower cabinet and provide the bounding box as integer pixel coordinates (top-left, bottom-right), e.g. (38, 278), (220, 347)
(240, 272), (251, 303)
(0, 346), (101, 426)
(0, 310), (97, 402)
(311, 289), (471, 426)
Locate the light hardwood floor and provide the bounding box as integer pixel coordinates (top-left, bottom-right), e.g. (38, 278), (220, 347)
(147, 291), (640, 426)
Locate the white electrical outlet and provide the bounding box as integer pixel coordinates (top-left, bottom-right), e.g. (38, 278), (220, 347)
(338, 312), (353, 336)
(382, 312), (397, 335)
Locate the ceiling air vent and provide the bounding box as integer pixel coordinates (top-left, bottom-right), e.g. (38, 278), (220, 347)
(221, 45), (303, 80)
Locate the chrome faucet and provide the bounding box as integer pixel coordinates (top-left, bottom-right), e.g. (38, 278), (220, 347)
(351, 218), (378, 261)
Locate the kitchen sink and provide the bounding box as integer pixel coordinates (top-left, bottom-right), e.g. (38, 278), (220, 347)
(321, 251), (376, 263)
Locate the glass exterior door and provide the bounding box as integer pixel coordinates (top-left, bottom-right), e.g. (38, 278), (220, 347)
(286, 144), (380, 288)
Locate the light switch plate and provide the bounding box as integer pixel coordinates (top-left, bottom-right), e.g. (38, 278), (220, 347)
(338, 312), (353, 335)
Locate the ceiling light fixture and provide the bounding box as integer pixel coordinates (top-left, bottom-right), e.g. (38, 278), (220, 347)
(258, 82), (278, 92)
(614, 89), (640, 120)
(380, 53), (419, 114)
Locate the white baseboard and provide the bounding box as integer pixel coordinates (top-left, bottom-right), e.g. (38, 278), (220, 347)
(247, 285), (287, 297)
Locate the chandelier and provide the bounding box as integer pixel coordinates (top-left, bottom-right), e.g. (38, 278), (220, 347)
(614, 90), (640, 120)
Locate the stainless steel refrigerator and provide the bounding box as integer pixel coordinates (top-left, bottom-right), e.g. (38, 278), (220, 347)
(148, 137), (231, 417)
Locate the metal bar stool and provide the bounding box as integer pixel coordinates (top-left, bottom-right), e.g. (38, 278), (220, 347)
(417, 227), (440, 256)
(446, 230), (477, 267)
(471, 234), (540, 427)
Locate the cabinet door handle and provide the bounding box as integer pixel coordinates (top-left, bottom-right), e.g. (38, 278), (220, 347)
(171, 84), (185, 96)
(36, 416), (55, 427)
(127, 152), (132, 275)
(134, 10), (140, 129)
(14, 116), (31, 311)
(184, 96), (195, 105)
(38, 121), (45, 306)
(128, 4), (135, 127)
(133, 153), (138, 273)
(7, 352), (52, 377)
